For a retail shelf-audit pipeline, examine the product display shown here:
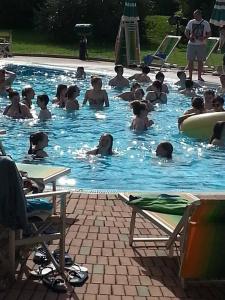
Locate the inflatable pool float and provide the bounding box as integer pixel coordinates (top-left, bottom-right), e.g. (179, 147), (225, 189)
(180, 112), (225, 139)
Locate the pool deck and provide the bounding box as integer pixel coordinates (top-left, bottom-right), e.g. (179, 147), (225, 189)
(0, 55), (221, 86)
(1, 192), (225, 300)
(0, 56), (225, 299)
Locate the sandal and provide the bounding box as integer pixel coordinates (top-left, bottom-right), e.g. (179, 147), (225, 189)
(33, 246), (50, 265)
(43, 276), (67, 293)
(67, 270), (88, 287)
(65, 263), (88, 273)
(52, 249), (73, 266)
(30, 264), (56, 278)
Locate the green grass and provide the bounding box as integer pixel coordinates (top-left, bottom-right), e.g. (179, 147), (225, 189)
(9, 29), (223, 68)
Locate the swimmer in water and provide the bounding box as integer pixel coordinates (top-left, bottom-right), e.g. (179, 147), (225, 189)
(108, 65), (129, 88)
(130, 100), (154, 131)
(156, 142), (173, 159)
(65, 85), (80, 111)
(22, 85), (35, 109)
(129, 65), (152, 83)
(28, 131), (49, 159)
(0, 68), (16, 97)
(53, 84), (67, 108)
(87, 133), (114, 155)
(37, 94), (52, 121)
(210, 121), (225, 146)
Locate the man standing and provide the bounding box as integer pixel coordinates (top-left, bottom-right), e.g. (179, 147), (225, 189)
(185, 10), (211, 82)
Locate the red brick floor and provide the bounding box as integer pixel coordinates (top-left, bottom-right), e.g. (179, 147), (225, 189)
(2, 193), (225, 300)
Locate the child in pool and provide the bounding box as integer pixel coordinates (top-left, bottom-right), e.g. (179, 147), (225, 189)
(108, 65), (129, 88)
(156, 142), (173, 159)
(178, 97), (205, 129)
(130, 100), (154, 131)
(87, 133), (114, 156)
(129, 65), (152, 83)
(147, 71), (169, 94)
(22, 85), (35, 109)
(65, 85), (80, 111)
(146, 80), (167, 104)
(203, 89), (215, 111)
(117, 82), (140, 102)
(3, 90), (33, 119)
(75, 67), (86, 80)
(179, 79), (196, 97)
(211, 96), (225, 112)
(210, 121), (225, 146)
(37, 94), (52, 121)
(83, 76), (109, 108)
(53, 84), (67, 108)
(28, 132), (49, 159)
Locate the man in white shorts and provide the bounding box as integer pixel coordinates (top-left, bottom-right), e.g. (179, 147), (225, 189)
(185, 10), (211, 82)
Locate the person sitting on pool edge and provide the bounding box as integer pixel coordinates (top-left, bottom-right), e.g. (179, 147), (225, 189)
(117, 82), (140, 102)
(156, 142), (173, 159)
(3, 90), (33, 119)
(87, 133), (114, 156)
(210, 121), (225, 146)
(211, 96), (225, 112)
(146, 71), (169, 94)
(28, 131), (49, 159)
(130, 100), (154, 131)
(0, 68), (16, 97)
(108, 65), (129, 88)
(83, 76), (109, 108)
(65, 85), (80, 111)
(179, 79), (196, 97)
(53, 84), (67, 108)
(37, 94), (52, 121)
(146, 80), (167, 105)
(128, 65), (152, 84)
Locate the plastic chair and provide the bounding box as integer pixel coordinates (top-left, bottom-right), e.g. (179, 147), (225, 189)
(144, 35), (181, 69)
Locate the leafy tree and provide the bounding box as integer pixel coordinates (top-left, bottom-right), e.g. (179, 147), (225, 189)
(34, 0), (153, 42)
(153, 0), (180, 16)
(180, 0), (214, 20)
(0, 0), (44, 28)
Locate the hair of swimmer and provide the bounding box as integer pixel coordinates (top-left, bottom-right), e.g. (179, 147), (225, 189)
(28, 131), (48, 154)
(97, 133), (114, 155)
(56, 84), (67, 98)
(130, 100), (147, 117)
(156, 141), (173, 159)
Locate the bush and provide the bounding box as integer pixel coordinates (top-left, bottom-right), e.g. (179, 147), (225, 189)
(144, 15), (176, 47)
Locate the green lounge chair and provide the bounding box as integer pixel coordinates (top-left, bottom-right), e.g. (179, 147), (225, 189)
(119, 193), (225, 286)
(144, 35), (181, 69)
(0, 30), (12, 57)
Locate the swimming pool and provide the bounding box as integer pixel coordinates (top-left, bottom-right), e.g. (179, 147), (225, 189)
(0, 64), (223, 192)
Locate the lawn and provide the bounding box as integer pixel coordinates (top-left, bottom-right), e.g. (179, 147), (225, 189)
(11, 29), (223, 69)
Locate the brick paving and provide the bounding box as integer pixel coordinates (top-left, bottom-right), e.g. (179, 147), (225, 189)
(1, 193), (225, 300)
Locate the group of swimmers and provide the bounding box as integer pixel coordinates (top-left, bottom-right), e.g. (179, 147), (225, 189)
(1, 63), (225, 161)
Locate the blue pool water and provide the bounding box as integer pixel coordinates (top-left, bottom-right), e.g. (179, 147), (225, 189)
(0, 64), (223, 192)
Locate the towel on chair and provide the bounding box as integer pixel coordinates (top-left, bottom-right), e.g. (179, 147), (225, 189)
(0, 156), (28, 229)
(129, 194), (188, 215)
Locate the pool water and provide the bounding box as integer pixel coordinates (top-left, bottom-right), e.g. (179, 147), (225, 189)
(0, 64), (223, 192)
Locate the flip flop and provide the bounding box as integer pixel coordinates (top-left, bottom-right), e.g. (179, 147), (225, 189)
(67, 270), (88, 287)
(33, 246), (50, 265)
(43, 276), (67, 293)
(65, 263), (88, 273)
(30, 264), (56, 278)
(52, 249), (73, 266)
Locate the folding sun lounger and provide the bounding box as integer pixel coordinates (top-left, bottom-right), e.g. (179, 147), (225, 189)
(0, 156), (70, 279)
(118, 193), (225, 286)
(144, 35), (181, 69)
(0, 30), (12, 58)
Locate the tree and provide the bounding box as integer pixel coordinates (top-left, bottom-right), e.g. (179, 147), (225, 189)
(180, 0), (214, 20)
(0, 0), (44, 28)
(34, 0), (153, 42)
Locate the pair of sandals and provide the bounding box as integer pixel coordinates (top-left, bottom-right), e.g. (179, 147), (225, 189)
(42, 268), (88, 292)
(31, 263), (88, 291)
(33, 247), (73, 266)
